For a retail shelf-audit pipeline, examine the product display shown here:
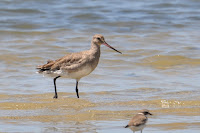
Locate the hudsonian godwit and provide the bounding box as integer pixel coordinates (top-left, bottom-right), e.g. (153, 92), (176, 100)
(37, 34), (122, 99)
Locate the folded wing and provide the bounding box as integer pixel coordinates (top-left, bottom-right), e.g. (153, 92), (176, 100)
(37, 52), (88, 73)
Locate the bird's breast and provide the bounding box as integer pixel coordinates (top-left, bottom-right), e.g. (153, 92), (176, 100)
(66, 64), (94, 79)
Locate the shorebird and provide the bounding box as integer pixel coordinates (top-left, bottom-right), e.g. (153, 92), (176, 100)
(125, 109), (152, 133)
(37, 34), (122, 99)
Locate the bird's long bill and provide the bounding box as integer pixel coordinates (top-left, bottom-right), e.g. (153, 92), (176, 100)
(103, 42), (122, 54)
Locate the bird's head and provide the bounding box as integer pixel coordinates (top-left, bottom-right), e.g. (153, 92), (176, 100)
(139, 109), (153, 116)
(92, 34), (122, 54)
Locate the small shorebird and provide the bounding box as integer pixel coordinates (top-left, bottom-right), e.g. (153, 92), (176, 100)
(37, 34), (122, 99)
(125, 109), (152, 133)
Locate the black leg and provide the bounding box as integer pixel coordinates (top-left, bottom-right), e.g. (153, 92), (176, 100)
(76, 80), (79, 98)
(53, 76), (61, 99)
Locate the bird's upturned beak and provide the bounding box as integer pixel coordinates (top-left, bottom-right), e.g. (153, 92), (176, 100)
(149, 113), (153, 115)
(103, 42), (122, 54)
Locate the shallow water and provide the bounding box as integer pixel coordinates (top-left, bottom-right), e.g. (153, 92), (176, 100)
(0, 0), (200, 132)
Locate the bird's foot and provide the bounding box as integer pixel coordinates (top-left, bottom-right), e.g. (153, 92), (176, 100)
(53, 95), (58, 99)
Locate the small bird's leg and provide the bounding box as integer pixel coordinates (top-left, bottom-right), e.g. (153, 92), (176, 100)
(76, 80), (79, 98)
(141, 130), (142, 133)
(53, 76), (61, 99)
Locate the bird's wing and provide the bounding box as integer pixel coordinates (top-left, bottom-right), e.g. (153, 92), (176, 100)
(37, 52), (88, 72)
(51, 52), (89, 71)
(128, 115), (147, 127)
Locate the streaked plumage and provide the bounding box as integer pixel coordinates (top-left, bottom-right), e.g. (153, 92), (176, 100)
(37, 34), (122, 99)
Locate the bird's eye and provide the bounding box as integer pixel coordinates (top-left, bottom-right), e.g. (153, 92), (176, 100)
(97, 37), (101, 40)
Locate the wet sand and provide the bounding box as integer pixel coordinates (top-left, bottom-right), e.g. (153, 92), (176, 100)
(0, 92), (199, 132)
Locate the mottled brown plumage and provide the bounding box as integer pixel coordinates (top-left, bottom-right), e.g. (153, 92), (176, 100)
(37, 51), (98, 75)
(37, 34), (122, 99)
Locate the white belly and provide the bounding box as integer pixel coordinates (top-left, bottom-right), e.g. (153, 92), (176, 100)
(41, 65), (93, 79)
(63, 66), (93, 79)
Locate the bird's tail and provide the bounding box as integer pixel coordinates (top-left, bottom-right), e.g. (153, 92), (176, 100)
(125, 125), (129, 128)
(36, 60), (55, 73)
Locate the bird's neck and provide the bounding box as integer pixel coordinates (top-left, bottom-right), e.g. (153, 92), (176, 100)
(90, 42), (101, 55)
(89, 42), (101, 70)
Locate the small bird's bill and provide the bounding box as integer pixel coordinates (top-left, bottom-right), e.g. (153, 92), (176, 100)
(149, 112), (153, 115)
(103, 43), (122, 54)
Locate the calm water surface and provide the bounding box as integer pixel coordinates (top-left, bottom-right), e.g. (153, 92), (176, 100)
(0, 0), (200, 132)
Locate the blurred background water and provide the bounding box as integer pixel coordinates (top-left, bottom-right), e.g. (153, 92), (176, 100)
(0, 0), (200, 132)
